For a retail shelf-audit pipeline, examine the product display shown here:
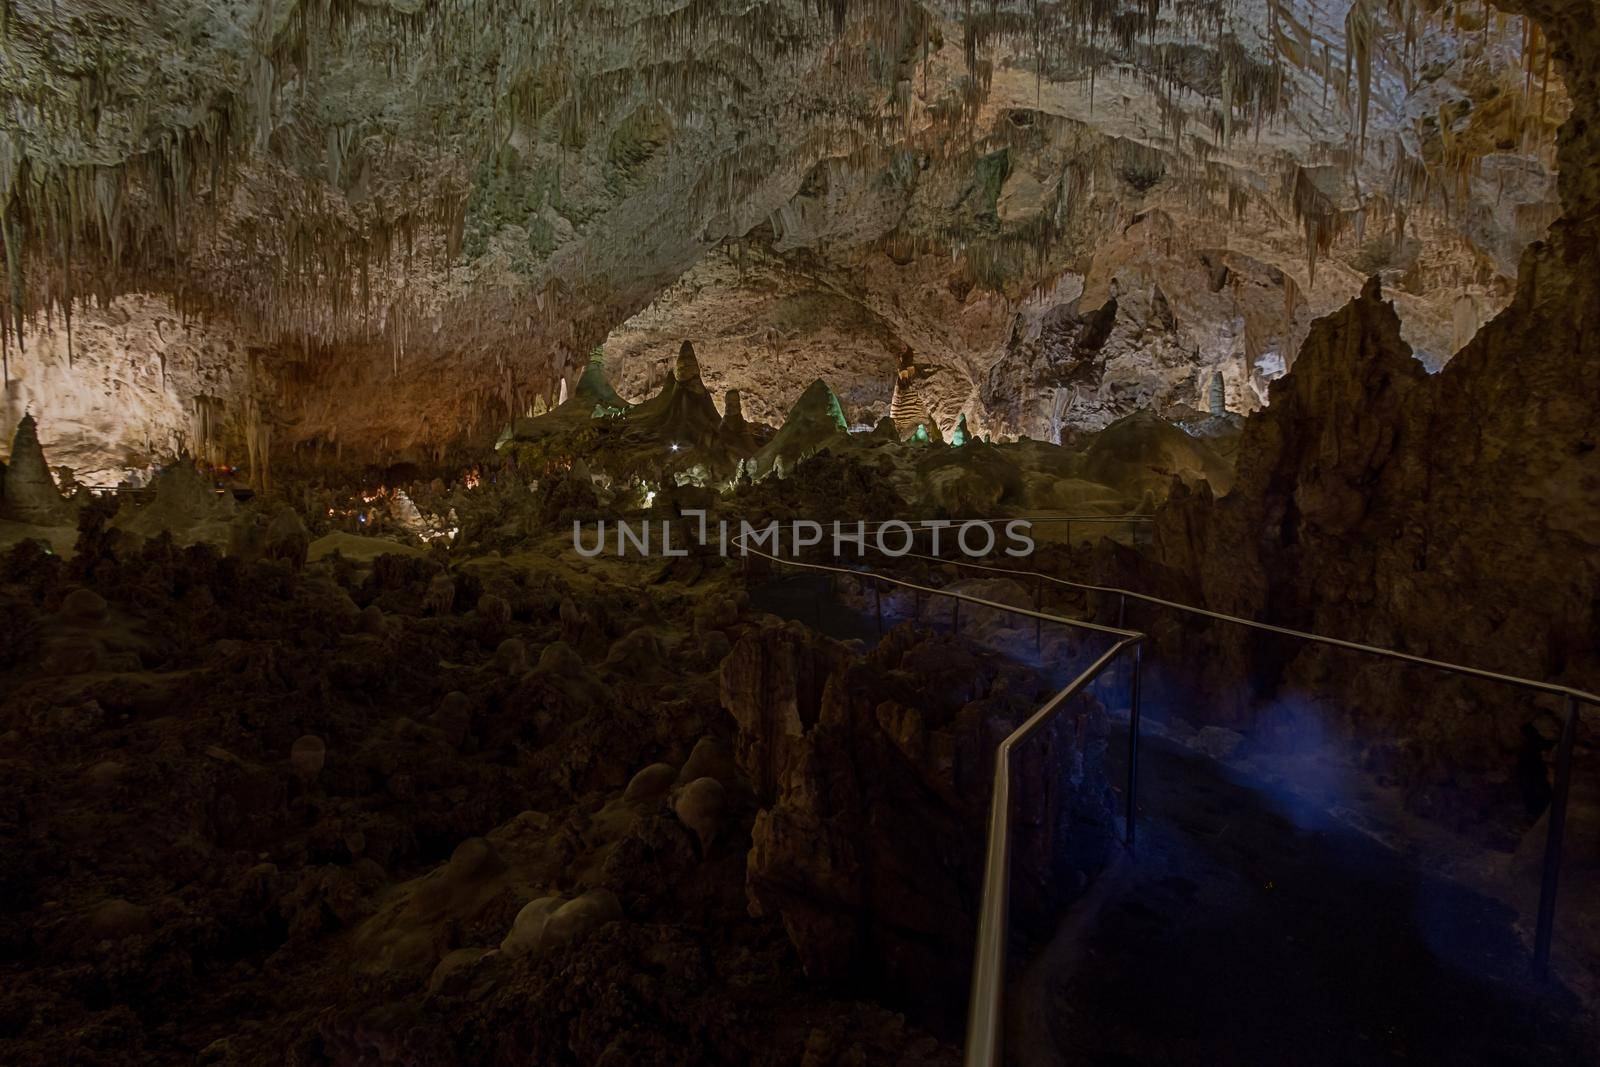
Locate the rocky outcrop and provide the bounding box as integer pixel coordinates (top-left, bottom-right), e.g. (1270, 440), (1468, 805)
(748, 379), (853, 480)
(721, 621), (1115, 1025)
(0, 414), (72, 525)
(112, 459), (236, 547)
(719, 388), (760, 455)
(1082, 408), (1235, 501)
(622, 340), (722, 447)
(1104, 256), (1598, 832)
(0, 295), (266, 484)
(1101, 0), (1600, 789)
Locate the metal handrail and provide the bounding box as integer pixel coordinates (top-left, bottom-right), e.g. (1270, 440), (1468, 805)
(731, 526), (1141, 642)
(871, 519), (1597, 989)
(733, 526), (1145, 1067)
(890, 541), (1600, 707)
(965, 635), (1142, 1067)
(733, 516), (1594, 1066)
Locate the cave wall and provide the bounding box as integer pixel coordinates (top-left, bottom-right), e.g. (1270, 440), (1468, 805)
(2, 295), (266, 484)
(1097, 0), (1599, 834)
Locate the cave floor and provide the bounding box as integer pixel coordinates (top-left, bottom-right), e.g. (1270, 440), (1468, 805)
(1033, 731), (1595, 1066)
(741, 571), (1595, 1063)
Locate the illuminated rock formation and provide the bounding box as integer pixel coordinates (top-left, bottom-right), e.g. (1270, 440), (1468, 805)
(749, 378), (852, 480)
(0, 414), (71, 525)
(890, 374), (938, 443)
(622, 340), (721, 447)
(1, 2), (1567, 457)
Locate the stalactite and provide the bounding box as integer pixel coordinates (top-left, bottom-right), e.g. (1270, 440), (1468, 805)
(0, 0), (1567, 385)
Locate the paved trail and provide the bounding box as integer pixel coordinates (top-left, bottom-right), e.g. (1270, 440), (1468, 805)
(1039, 733), (1593, 1066)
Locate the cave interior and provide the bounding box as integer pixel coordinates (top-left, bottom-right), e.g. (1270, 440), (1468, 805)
(1, 1), (1598, 1064)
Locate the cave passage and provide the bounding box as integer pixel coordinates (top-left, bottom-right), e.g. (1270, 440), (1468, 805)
(3, 1), (1598, 1064)
(1037, 730), (1592, 1065)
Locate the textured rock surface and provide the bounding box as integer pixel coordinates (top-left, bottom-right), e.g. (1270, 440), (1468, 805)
(722, 620), (1115, 1021)
(0, 413), (71, 524)
(2, 2), (1567, 461)
(1102, 261), (1597, 808)
(1060, 14), (1600, 965)
(1, 295), (264, 483)
(0, 504), (983, 1062)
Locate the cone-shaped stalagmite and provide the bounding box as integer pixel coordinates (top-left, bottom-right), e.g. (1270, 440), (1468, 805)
(625, 340), (721, 448)
(0, 414), (71, 525)
(720, 389), (759, 456)
(499, 350), (630, 448)
(749, 378), (851, 480)
(579, 350), (629, 416)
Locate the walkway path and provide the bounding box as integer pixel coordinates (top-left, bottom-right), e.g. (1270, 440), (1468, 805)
(1035, 731), (1593, 1065)
(745, 569), (1596, 1064)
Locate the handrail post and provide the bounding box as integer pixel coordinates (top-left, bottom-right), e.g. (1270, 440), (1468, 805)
(1534, 694), (1579, 977)
(964, 743), (1014, 1067)
(1117, 591), (1126, 630)
(1126, 641), (1143, 853)
(1034, 574), (1043, 652)
(874, 577), (884, 635)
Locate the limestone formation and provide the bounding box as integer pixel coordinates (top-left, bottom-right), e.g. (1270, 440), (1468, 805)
(0, 415), (71, 525)
(748, 379), (853, 480)
(1081, 408), (1235, 500)
(499, 896), (563, 958)
(672, 776), (727, 854)
(113, 458), (235, 546)
(423, 574), (457, 616)
(623, 762), (679, 806)
(1, 2), (1597, 1061)
(59, 588), (109, 626)
(541, 889), (624, 949)
(290, 735), (328, 781)
(889, 375), (935, 442)
(622, 339), (722, 447)
(492, 637), (529, 674)
(264, 506), (310, 569)
(475, 593), (512, 636)
(719, 389), (759, 455)
(724, 622), (1113, 1013)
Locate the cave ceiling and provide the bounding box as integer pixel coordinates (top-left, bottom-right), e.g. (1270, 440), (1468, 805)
(0, 0), (1570, 453)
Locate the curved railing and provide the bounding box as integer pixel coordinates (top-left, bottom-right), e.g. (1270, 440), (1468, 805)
(734, 516), (1596, 1067)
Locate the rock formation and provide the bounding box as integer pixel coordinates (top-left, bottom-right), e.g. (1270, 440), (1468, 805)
(112, 458), (235, 547)
(621, 340), (722, 446)
(1, 0), (1598, 1059)
(723, 621), (1115, 1023)
(748, 379), (853, 480)
(3, 3), (1567, 459)
(0, 414), (71, 525)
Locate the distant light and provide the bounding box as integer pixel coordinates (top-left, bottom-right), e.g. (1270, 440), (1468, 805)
(670, 443), (680, 452)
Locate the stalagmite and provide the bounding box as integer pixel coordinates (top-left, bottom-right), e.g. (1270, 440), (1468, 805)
(0, 413), (71, 524)
(0, 2), (1595, 1062)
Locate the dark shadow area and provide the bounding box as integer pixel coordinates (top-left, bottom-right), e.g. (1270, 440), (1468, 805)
(747, 570), (888, 647)
(1046, 731), (1592, 1065)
